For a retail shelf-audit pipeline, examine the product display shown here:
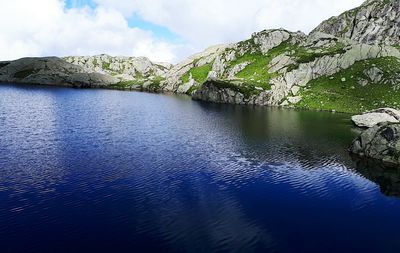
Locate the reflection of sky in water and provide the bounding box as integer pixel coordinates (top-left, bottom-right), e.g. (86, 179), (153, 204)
(0, 84), (400, 253)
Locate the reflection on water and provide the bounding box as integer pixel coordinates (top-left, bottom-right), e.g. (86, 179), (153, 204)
(352, 155), (400, 197)
(1, 84), (400, 253)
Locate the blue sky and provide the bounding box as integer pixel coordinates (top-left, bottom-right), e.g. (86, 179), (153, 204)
(1, 0), (365, 63)
(65, 0), (180, 42)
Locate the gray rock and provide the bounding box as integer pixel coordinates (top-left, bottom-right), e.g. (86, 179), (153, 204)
(0, 57), (119, 87)
(64, 54), (171, 83)
(350, 122), (400, 165)
(252, 29), (292, 54)
(364, 67), (384, 83)
(352, 108), (400, 127)
(311, 0), (400, 46)
(287, 96), (302, 104)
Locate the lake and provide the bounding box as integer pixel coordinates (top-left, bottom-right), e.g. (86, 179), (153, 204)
(1, 83), (400, 253)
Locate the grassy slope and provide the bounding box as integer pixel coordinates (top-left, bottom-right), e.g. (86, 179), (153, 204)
(181, 63), (212, 84)
(297, 57), (400, 113)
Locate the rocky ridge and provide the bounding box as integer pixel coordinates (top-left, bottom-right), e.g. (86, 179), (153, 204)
(0, 57), (119, 87)
(162, 0), (400, 112)
(64, 54), (172, 91)
(312, 0), (400, 45)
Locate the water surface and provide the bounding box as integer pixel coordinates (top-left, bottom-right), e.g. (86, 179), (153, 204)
(1, 84), (400, 253)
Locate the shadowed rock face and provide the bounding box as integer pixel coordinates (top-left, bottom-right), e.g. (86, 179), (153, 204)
(350, 122), (400, 165)
(0, 57), (119, 87)
(351, 154), (400, 197)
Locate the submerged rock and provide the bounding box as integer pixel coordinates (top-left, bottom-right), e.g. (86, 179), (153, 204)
(351, 108), (400, 128)
(349, 122), (400, 165)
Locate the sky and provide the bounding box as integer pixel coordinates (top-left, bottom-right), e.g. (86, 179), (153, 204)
(0, 0), (365, 63)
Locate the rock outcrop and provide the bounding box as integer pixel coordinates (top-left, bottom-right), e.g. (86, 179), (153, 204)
(352, 108), (400, 128)
(350, 122), (400, 165)
(162, 44), (230, 93)
(0, 57), (119, 87)
(192, 80), (271, 105)
(311, 0), (400, 46)
(64, 54), (171, 83)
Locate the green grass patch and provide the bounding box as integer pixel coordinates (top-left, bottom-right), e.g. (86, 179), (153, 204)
(186, 84), (201, 95)
(102, 62), (111, 70)
(180, 63), (212, 84)
(297, 43), (346, 63)
(297, 57), (400, 113)
(225, 41), (297, 89)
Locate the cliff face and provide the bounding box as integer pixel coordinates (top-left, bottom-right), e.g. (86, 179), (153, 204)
(311, 0), (400, 46)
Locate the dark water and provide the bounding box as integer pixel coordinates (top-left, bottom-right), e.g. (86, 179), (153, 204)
(1, 84), (400, 253)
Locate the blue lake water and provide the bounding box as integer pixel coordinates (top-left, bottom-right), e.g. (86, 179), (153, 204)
(1, 83), (400, 253)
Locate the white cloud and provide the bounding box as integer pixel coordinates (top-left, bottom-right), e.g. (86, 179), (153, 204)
(0, 0), (178, 62)
(0, 0), (365, 63)
(95, 0), (365, 51)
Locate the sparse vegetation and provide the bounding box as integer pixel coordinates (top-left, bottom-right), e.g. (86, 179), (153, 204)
(297, 57), (400, 113)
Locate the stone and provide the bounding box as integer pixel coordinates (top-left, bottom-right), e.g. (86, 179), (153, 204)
(364, 67), (384, 83)
(350, 122), (400, 165)
(351, 108), (400, 128)
(287, 96), (302, 104)
(291, 86), (300, 96)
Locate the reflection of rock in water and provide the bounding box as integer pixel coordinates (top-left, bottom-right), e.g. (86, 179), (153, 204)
(351, 155), (400, 198)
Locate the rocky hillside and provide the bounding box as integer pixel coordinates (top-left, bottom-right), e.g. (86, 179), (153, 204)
(162, 0), (400, 113)
(0, 57), (119, 87)
(311, 0), (400, 45)
(1, 0), (399, 113)
(64, 54), (172, 92)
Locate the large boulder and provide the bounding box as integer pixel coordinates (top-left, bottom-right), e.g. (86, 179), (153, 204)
(351, 108), (400, 128)
(349, 122), (400, 165)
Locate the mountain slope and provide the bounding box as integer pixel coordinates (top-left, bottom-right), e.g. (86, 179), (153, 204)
(165, 0), (400, 113)
(311, 0), (400, 46)
(0, 57), (119, 87)
(64, 54), (172, 91)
